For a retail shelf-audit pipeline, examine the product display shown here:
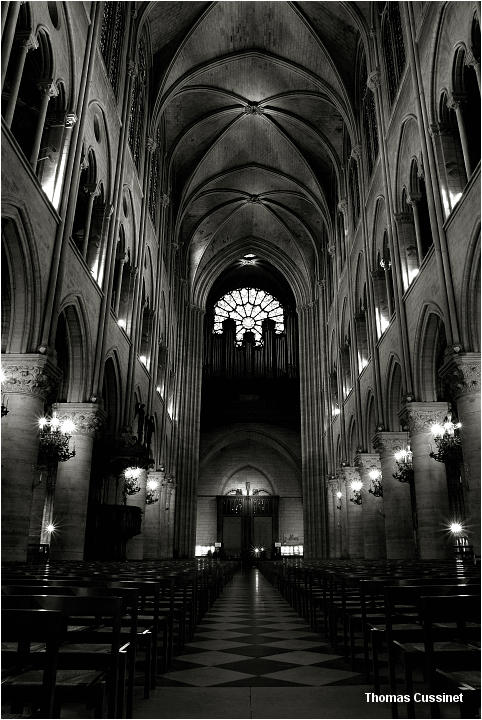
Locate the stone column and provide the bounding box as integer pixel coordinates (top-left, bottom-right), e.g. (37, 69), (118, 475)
(30, 82), (58, 171)
(341, 466), (364, 559)
(80, 183), (99, 259)
(126, 468), (147, 559)
(158, 479), (169, 558)
(166, 478), (176, 558)
(4, 33), (37, 127)
(49, 403), (104, 561)
(1, 1), (21, 89)
(373, 432), (416, 559)
(441, 353), (481, 555)
(403, 402), (451, 559)
(143, 469), (164, 559)
(355, 453), (386, 560)
(407, 194), (425, 265)
(1, 354), (60, 560)
(326, 477), (337, 558)
(448, 95), (472, 179)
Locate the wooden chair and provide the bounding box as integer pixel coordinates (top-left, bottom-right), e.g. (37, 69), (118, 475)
(2, 608), (67, 718)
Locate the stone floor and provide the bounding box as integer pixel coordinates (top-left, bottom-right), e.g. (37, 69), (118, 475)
(133, 568), (392, 718)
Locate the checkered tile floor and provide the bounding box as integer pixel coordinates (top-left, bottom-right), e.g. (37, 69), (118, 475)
(160, 569), (365, 687)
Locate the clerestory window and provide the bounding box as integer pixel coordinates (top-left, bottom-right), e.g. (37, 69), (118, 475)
(213, 288), (284, 345)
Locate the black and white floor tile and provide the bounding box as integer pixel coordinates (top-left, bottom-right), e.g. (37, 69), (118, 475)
(159, 570), (364, 688)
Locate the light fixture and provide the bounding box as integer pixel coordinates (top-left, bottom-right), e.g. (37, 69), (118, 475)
(449, 522), (463, 535)
(139, 355), (148, 366)
(368, 468), (383, 497)
(38, 412), (76, 465)
(123, 466), (142, 501)
(430, 410), (462, 465)
(118, 318), (126, 329)
(146, 477), (160, 505)
(393, 447), (414, 485)
(350, 479), (363, 505)
(0, 368), (8, 417)
(336, 490), (343, 510)
(46, 523), (56, 534)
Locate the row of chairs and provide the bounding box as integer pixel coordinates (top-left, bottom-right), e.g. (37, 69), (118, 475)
(260, 558), (481, 718)
(1, 558), (239, 718)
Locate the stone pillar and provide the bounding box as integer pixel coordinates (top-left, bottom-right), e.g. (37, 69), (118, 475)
(326, 477), (337, 558)
(143, 469), (164, 559)
(403, 402), (451, 559)
(4, 33), (37, 128)
(126, 468), (147, 559)
(30, 82), (58, 171)
(1, 1), (21, 89)
(81, 184), (99, 258)
(341, 466), (363, 559)
(166, 478), (176, 558)
(448, 95), (472, 179)
(355, 453), (386, 560)
(1, 355), (60, 560)
(49, 403), (104, 561)
(373, 432), (416, 559)
(441, 353), (481, 555)
(158, 479), (169, 558)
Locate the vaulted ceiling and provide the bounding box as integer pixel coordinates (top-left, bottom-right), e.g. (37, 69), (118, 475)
(139, 1), (371, 303)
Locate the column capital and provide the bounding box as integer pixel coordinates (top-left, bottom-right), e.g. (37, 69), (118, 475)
(1, 354), (61, 400)
(350, 144), (361, 162)
(38, 81), (59, 98)
(82, 181), (100, 197)
(367, 70), (381, 92)
(327, 241), (336, 256)
(127, 60), (138, 78)
(440, 352), (481, 399)
(372, 431), (410, 457)
(337, 199), (348, 216)
(446, 92), (468, 111)
(339, 465), (360, 485)
(429, 121), (451, 137)
(394, 211), (413, 224)
(18, 32), (38, 51)
(53, 402), (106, 437)
(146, 136), (157, 154)
(161, 193), (170, 208)
(406, 192), (422, 206)
(464, 48), (479, 69)
(65, 113), (77, 128)
(401, 401), (449, 433)
(355, 453), (381, 470)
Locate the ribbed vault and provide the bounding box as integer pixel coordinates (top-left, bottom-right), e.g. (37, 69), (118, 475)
(141, 0), (368, 305)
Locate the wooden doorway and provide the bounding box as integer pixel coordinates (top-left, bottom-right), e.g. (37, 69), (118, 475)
(217, 494), (279, 559)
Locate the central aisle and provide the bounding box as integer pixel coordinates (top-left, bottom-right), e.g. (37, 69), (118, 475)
(134, 569), (391, 718)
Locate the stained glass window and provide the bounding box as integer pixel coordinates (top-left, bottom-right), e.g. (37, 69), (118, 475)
(213, 288), (284, 344)
(99, 2), (126, 99)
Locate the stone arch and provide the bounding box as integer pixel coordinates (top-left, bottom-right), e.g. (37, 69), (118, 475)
(222, 466), (275, 496)
(1, 206), (41, 353)
(414, 305), (448, 402)
(102, 353), (122, 437)
(386, 355), (404, 431)
(365, 391), (377, 450)
(55, 298), (90, 402)
(460, 223), (481, 352)
(347, 416), (357, 463)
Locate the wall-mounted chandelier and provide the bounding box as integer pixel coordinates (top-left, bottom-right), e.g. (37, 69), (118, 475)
(368, 468), (383, 497)
(38, 412), (76, 465)
(430, 411), (462, 464)
(123, 466), (142, 501)
(393, 447), (414, 485)
(146, 477), (160, 505)
(350, 479), (363, 505)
